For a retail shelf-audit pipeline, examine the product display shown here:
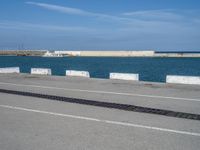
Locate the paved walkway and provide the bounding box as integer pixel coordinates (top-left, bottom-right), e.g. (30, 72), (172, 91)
(0, 74), (200, 150)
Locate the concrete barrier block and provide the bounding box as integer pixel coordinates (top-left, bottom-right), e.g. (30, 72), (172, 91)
(166, 75), (200, 85)
(31, 68), (51, 75)
(66, 70), (90, 78)
(109, 73), (139, 81)
(0, 67), (20, 73)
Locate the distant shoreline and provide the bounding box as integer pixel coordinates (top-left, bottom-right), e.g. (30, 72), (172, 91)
(0, 50), (200, 57)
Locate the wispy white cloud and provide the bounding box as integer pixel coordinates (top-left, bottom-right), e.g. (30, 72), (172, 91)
(123, 10), (184, 21)
(26, 1), (200, 25)
(26, 1), (93, 16)
(26, 1), (132, 22)
(20, 2), (200, 41)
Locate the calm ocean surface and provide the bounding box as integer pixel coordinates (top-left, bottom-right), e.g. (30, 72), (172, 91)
(0, 56), (200, 82)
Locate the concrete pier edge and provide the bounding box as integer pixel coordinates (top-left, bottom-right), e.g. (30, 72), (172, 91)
(0, 67), (200, 85)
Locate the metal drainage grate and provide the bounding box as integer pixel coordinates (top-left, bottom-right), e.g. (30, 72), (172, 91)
(0, 88), (200, 121)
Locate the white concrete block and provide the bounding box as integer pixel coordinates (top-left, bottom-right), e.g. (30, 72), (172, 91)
(109, 73), (139, 81)
(31, 68), (51, 75)
(0, 67), (20, 73)
(66, 70), (90, 78)
(166, 75), (200, 85)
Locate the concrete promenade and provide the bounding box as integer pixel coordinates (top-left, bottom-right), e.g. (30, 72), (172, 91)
(0, 74), (200, 150)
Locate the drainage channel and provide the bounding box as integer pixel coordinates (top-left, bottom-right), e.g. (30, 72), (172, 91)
(0, 88), (200, 121)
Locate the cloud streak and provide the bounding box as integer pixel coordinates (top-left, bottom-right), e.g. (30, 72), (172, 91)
(26, 1), (93, 16)
(26, 1), (133, 22)
(24, 2), (200, 40)
(123, 10), (185, 21)
(26, 1), (200, 25)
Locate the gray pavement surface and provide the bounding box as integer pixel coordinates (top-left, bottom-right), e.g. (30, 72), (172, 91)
(0, 73), (200, 150)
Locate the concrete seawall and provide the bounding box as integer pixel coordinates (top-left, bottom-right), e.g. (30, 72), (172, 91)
(53, 50), (155, 57)
(45, 50), (200, 57)
(154, 53), (200, 57)
(1, 50), (200, 57)
(79, 51), (155, 57)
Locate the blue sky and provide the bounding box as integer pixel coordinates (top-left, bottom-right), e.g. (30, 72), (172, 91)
(0, 0), (200, 51)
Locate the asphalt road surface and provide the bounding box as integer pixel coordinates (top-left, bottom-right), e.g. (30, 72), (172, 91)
(0, 74), (200, 150)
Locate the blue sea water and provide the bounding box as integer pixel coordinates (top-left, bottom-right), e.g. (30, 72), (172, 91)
(0, 56), (200, 82)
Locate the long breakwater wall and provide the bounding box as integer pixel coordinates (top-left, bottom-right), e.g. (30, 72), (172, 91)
(41, 50), (200, 57)
(54, 50), (155, 57)
(0, 50), (155, 57)
(80, 51), (155, 57)
(1, 50), (200, 57)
